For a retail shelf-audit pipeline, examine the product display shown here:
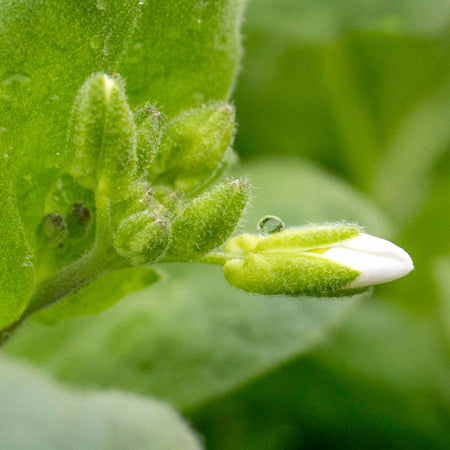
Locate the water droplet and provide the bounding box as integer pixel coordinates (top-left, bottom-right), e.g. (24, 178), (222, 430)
(258, 215), (285, 235)
(22, 255), (34, 268)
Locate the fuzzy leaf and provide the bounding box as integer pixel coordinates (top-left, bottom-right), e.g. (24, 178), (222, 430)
(119, 0), (245, 115)
(0, 161), (34, 329)
(0, 356), (202, 450)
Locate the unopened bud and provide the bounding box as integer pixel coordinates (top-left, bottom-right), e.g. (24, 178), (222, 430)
(165, 178), (250, 260)
(37, 213), (69, 248)
(223, 224), (414, 297)
(113, 211), (170, 265)
(70, 73), (136, 199)
(151, 103), (235, 193)
(66, 203), (91, 239)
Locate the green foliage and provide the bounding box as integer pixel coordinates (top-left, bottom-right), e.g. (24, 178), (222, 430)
(0, 0), (247, 332)
(0, 356), (202, 450)
(5, 159), (388, 410)
(0, 161), (34, 329)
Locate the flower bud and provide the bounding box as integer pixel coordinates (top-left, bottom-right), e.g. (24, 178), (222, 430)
(150, 103), (235, 193)
(165, 178), (250, 260)
(70, 73), (136, 199)
(113, 211), (170, 265)
(66, 202), (92, 239)
(36, 213), (69, 249)
(223, 224), (414, 297)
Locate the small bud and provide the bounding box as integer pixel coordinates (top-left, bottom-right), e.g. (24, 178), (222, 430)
(135, 104), (163, 178)
(223, 224), (414, 297)
(113, 211), (170, 265)
(66, 203), (92, 239)
(150, 103), (235, 193)
(37, 213), (69, 248)
(70, 73), (136, 199)
(165, 178), (250, 260)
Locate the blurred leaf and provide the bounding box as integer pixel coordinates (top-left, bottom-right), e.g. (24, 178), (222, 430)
(34, 267), (160, 326)
(236, 158), (392, 237)
(0, 356), (201, 450)
(0, 160), (34, 329)
(6, 159), (391, 409)
(189, 297), (450, 450)
(246, 0), (450, 41)
(434, 256), (450, 351)
(236, 0), (450, 199)
(373, 82), (450, 224)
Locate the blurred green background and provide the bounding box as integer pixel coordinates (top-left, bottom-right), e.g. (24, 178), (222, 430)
(190, 0), (450, 448)
(4, 0), (450, 448)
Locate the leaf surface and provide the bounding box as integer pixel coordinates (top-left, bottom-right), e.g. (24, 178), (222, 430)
(0, 356), (202, 450)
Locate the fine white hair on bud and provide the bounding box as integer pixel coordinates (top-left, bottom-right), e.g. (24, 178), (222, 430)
(322, 233), (414, 289)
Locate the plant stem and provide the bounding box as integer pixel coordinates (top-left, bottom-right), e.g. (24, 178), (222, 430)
(0, 247), (126, 347)
(199, 252), (239, 266)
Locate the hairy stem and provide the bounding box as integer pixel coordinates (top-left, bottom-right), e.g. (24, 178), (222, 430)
(0, 247), (127, 347)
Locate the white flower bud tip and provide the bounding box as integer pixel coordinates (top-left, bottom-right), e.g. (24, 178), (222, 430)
(322, 233), (414, 289)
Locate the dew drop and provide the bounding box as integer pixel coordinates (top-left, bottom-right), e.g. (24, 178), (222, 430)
(22, 255), (34, 268)
(258, 215), (285, 235)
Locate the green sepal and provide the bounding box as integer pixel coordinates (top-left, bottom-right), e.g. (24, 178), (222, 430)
(150, 103), (235, 193)
(70, 73), (136, 200)
(165, 178), (250, 261)
(113, 211), (170, 266)
(224, 252), (360, 297)
(135, 104), (163, 178)
(226, 223), (361, 255)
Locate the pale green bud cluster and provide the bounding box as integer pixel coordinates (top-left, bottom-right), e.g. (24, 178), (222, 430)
(33, 73), (250, 273)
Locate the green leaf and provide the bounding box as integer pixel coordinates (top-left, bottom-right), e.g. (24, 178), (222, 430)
(34, 267), (160, 326)
(0, 160), (34, 329)
(0, 0), (245, 242)
(434, 256), (450, 351)
(0, 0), (143, 240)
(5, 159), (391, 410)
(0, 356), (202, 450)
(119, 0), (245, 115)
(189, 296), (450, 450)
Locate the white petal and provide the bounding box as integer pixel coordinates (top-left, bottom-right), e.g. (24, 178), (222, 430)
(323, 233), (414, 288)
